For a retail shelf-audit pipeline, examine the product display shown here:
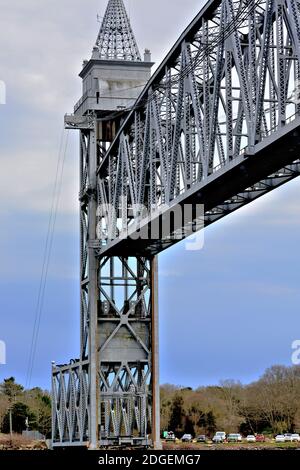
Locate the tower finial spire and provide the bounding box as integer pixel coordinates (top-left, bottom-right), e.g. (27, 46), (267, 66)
(95, 0), (141, 61)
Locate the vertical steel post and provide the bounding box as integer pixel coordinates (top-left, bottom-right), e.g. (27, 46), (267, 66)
(88, 121), (99, 449)
(79, 136), (84, 358)
(151, 256), (162, 449)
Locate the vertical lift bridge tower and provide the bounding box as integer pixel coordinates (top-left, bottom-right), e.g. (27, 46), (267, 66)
(52, 0), (159, 449)
(51, 0), (300, 451)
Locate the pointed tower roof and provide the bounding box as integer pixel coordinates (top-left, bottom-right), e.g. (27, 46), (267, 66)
(95, 0), (141, 61)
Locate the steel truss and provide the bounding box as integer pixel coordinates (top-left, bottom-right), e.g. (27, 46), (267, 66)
(97, 0), (300, 254)
(95, 0), (141, 61)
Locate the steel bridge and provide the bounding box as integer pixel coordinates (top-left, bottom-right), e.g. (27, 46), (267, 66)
(52, 0), (300, 449)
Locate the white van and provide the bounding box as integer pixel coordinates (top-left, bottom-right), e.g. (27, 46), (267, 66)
(212, 431), (226, 443)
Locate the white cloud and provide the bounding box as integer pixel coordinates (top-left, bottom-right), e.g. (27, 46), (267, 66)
(0, 0), (204, 218)
(221, 280), (299, 297)
(0, 0), (299, 225)
(0, 143), (78, 215)
(0, 0), (210, 286)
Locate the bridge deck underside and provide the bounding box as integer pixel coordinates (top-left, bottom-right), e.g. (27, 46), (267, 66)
(100, 120), (300, 257)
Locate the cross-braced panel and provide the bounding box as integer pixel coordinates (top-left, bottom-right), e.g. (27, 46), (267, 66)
(52, 362), (90, 445)
(98, 256), (153, 445)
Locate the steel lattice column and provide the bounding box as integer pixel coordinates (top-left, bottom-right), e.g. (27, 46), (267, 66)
(77, 122), (161, 448)
(97, 255), (160, 448)
(87, 122), (100, 449)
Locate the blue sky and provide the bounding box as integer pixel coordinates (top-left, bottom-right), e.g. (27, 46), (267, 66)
(1, 0), (300, 390)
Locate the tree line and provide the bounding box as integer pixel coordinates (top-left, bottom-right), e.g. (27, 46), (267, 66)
(0, 377), (51, 437)
(1, 364), (300, 438)
(161, 365), (300, 437)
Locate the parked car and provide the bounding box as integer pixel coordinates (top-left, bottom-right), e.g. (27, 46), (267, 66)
(212, 432), (226, 443)
(196, 435), (207, 443)
(284, 433), (293, 442)
(291, 433), (300, 442)
(165, 431), (176, 442)
(227, 433), (242, 443)
(275, 435), (285, 443)
(246, 435), (256, 443)
(181, 434), (193, 442)
(255, 434), (266, 442)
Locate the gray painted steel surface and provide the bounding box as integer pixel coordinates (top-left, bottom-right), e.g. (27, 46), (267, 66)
(52, 0), (300, 448)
